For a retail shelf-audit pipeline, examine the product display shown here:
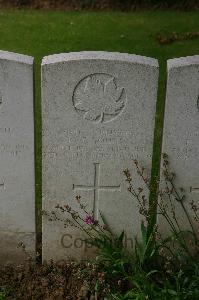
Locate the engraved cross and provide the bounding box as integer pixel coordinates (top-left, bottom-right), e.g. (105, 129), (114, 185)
(73, 163), (121, 219)
(0, 90), (3, 106)
(0, 181), (5, 190)
(190, 186), (199, 193)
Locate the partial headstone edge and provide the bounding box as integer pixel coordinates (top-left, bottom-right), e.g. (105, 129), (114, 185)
(167, 55), (199, 72)
(0, 50), (34, 65)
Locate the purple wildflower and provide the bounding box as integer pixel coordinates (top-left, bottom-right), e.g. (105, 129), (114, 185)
(84, 215), (95, 225)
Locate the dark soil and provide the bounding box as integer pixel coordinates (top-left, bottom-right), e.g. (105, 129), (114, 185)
(0, 261), (103, 299)
(0, 0), (198, 11)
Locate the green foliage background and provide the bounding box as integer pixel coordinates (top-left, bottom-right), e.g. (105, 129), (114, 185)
(0, 9), (198, 231)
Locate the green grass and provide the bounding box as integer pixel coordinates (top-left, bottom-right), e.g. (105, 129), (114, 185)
(0, 9), (198, 232)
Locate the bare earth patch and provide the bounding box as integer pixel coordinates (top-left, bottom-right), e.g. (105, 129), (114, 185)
(0, 261), (100, 299)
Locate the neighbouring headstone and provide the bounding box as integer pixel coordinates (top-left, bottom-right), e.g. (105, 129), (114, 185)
(160, 56), (199, 236)
(42, 51), (159, 261)
(0, 51), (35, 264)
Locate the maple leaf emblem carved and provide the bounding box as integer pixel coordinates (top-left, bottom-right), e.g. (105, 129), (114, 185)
(73, 74), (126, 123)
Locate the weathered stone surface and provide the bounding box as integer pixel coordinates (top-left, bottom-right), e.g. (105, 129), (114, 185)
(42, 51), (159, 261)
(0, 50), (35, 264)
(160, 56), (199, 236)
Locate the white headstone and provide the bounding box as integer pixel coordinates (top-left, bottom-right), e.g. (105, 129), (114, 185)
(160, 56), (199, 236)
(0, 51), (35, 263)
(42, 51), (159, 261)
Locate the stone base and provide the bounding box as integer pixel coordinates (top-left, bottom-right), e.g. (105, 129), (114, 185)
(0, 230), (35, 265)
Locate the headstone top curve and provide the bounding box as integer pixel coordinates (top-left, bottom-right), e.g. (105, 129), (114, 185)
(0, 50), (33, 65)
(167, 55), (199, 71)
(42, 51), (158, 68)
